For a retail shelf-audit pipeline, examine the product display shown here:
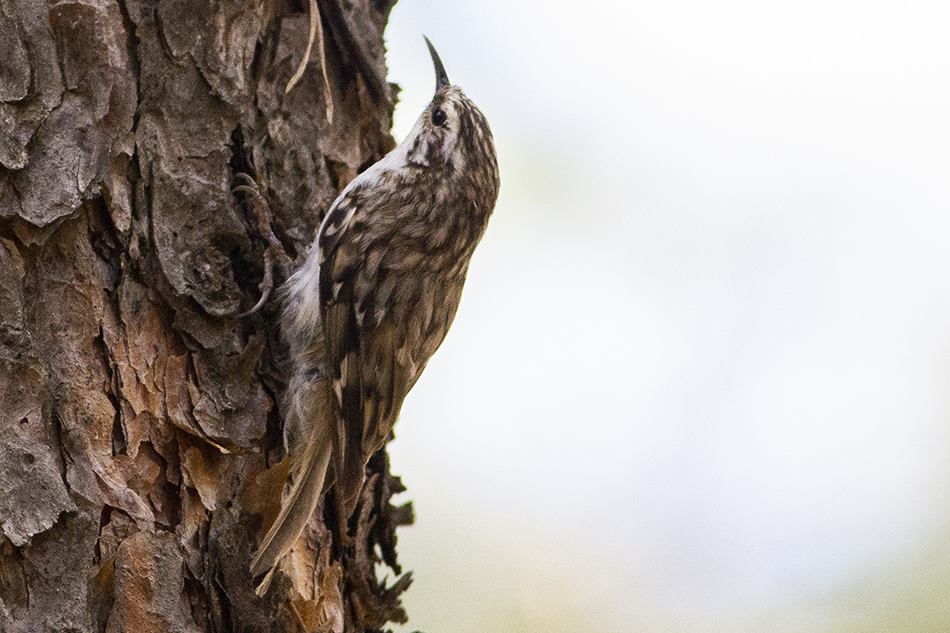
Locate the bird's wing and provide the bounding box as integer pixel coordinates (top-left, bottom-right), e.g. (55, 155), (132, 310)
(317, 191), (370, 516)
(318, 192), (428, 515)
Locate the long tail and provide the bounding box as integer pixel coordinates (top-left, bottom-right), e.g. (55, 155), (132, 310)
(250, 377), (333, 591)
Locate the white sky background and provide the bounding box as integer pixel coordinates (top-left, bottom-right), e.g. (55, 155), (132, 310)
(381, 2), (950, 631)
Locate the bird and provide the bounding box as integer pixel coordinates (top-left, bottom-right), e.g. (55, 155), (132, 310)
(250, 36), (500, 591)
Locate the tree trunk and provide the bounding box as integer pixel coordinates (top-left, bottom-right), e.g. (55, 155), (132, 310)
(0, 1), (413, 631)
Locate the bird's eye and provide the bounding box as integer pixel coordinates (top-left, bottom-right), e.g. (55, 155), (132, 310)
(431, 108), (447, 126)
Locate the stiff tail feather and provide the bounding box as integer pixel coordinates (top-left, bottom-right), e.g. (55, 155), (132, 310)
(250, 380), (333, 593)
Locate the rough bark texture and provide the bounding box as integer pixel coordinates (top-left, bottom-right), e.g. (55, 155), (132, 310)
(0, 1), (414, 631)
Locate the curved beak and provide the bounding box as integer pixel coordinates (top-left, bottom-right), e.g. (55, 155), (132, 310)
(423, 36), (451, 90)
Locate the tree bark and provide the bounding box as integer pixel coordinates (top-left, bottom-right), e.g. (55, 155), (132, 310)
(0, 1), (413, 631)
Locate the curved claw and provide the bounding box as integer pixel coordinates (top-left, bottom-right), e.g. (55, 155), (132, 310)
(238, 252), (275, 317)
(234, 172), (257, 188)
(231, 172), (291, 317)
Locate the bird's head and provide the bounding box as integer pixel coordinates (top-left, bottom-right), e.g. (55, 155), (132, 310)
(400, 37), (498, 187)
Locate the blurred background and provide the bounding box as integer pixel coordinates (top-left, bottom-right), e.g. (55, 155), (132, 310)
(381, 2), (950, 631)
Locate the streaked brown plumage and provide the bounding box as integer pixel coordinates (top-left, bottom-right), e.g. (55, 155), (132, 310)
(250, 37), (500, 590)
